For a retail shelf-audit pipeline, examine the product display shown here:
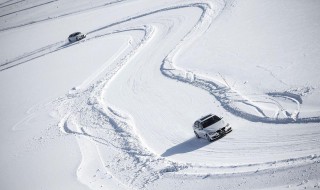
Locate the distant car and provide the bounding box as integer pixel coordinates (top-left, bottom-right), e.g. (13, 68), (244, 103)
(68, 32), (86, 43)
(193, 114), (232, 142)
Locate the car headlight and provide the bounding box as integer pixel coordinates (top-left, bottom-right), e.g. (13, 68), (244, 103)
(209, 132), (219, 137)
(225, 124), (231, 130)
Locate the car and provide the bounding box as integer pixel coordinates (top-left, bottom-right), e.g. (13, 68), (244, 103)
(68, 32), (86, 43)
(193, 114), (232, 142)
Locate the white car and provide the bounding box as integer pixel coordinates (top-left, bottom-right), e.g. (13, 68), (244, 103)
(68, 32), (86, 43)
(193, 114), (232, 142)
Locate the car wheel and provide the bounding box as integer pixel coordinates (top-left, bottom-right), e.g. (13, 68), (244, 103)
(206, 134), (211, 142)
(194, 131), (200, 138)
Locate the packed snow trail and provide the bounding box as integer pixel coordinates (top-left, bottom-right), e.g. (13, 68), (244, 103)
(2, 0), (320, 123)
(53, 24), (191, 189)
(2, 0), (320, 189)
(52, 1), (320, 189)
(0, 0), (129, 32)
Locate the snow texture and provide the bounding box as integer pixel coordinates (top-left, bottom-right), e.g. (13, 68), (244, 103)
(0, 0), (320, 189)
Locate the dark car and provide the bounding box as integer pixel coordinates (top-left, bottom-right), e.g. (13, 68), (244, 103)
(68, 32), (86, 43)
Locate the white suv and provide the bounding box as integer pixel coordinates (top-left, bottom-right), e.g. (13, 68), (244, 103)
(68, 32), (86, 43)
(193, 114), (232, 142)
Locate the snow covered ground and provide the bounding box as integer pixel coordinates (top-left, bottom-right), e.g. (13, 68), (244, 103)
(1, 0), (320, 189)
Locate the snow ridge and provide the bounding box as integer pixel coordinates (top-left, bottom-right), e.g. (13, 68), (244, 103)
(53, 24), (190, 189)
(4, 0), (320, 189)
(160, 4), (320, 123)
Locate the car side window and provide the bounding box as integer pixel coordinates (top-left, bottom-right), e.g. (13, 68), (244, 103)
(194, 122), (198, 129)
(195, 121), (202, 130)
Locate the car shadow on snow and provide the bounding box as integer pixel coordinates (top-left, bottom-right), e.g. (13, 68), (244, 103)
(161, 137), (211, 157)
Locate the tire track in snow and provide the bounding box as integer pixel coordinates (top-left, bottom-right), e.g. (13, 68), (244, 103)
(51, 1), (320, 188)
(0, 0), (21, 7)
(52, 24), (190, 189)
(0, 0), (58, 18)
(0, 28), (141, 71)
(0, 0), (25, 9)
(7, 0), (320, 189)
(161, 53), (320, 123)
(0, 0), (128, 32)
(156, 2), (320, 124)
(11, 1), (237, 188)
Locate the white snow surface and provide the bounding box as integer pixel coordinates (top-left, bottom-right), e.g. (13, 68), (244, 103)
(1, 0), (320, 189)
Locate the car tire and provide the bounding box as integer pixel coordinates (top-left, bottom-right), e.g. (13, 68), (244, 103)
(206, 134), (211, 142)
(194, 131), (200, 138)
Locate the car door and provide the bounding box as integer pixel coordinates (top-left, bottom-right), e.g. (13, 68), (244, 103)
(194, 121), (202, 136)
(197, 123), (206, 138)
(194, 121), (199, 132)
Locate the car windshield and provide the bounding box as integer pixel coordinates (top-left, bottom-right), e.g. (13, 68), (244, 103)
(201, 115), (221, 128)
(70, 32), (80, 37)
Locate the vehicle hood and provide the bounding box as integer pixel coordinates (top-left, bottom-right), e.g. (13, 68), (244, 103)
(203, 120), (226, 133)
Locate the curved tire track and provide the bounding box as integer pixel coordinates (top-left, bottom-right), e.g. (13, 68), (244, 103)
(6, 0), (320, 189)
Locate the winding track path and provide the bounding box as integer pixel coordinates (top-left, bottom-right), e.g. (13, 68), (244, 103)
(2, 0), (319, 123)
(2, 0), (320, 189)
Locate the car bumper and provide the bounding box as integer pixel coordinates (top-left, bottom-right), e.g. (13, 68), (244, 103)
(209, 127), (232, 140)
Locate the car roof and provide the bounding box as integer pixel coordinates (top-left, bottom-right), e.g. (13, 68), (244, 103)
(69, 32), (81, 37)
(199, 114), (214, 121)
